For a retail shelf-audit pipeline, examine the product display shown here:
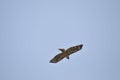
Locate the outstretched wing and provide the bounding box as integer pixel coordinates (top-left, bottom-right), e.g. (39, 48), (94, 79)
(65, 44), (83, 55)
(49, 53), (65, 63)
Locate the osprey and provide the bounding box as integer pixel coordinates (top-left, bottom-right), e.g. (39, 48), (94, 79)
(50, 44), (83, 63)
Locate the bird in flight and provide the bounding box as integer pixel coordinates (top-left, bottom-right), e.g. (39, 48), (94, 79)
(50, 44), (83, 63)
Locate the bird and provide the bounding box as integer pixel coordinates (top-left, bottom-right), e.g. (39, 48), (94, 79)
(50, 44), (83, 63)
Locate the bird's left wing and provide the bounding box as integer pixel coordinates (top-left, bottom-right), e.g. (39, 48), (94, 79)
(50, 53), (65, 63)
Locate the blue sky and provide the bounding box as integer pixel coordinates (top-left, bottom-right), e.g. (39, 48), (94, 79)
(0, 0), (120, 80)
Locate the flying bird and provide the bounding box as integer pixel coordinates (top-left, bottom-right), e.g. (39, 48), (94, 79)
(50, 44), (83, 63)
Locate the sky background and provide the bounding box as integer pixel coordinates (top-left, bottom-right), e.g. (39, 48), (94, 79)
(0, 0), (120, 80)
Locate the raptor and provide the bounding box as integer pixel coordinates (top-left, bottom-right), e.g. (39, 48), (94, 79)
(50, 44), (83, 63)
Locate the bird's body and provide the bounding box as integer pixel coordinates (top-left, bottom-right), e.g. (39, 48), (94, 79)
(50, 44), (83, 63)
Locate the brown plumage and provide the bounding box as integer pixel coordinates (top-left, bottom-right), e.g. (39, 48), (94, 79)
(50, 44), (83, 63)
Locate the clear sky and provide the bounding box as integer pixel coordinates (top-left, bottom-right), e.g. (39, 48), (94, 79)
(0, 0), (120, 80)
